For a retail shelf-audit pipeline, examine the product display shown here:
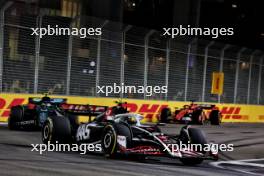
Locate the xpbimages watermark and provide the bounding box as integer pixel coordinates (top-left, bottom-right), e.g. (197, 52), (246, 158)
(31, 25), (102, 38)
(97, 83), (168, 96)
(163, 25), (234, 39)
(31, 141), (101, 155)
(163, 141), (234, 154)
(31, 141), (234, 155)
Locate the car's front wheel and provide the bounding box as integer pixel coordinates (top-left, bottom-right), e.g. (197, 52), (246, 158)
(178, 127), (207, 165)
(101, 123), (132, 158)
(101, 125), (117, 158)
(179, 158), (203, 165)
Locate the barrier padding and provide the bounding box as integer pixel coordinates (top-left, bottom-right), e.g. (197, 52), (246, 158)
(1, 93), (264, 123)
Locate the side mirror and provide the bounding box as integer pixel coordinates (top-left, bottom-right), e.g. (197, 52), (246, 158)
(106, 116), (114, 121)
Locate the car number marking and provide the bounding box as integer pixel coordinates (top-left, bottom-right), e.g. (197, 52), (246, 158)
(76, 124), (91, 141)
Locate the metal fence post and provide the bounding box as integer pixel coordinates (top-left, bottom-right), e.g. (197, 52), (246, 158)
(247, 50), (258, 104)
(0, 8), (4, 93)
(184, 39), (196, 101)
(120, 25), (132, 99)
(143, 30), (154, 99)
(0, 2), (13, 93)
(165, 39), (171, 101)
(202, 41), (214, 102)
(257, 56), (263, 104)
(95, 20), (108, 97)
(234, 48), (246, 103)
(218, 44), (229, 103)
(34, 15), (42, 94)
(66, 29), (73, 95)
(66, 17), (80, 95)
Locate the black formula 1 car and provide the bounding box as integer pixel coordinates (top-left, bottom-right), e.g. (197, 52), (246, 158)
(8, 95), (106, 130)
(42, 104), (218, 165)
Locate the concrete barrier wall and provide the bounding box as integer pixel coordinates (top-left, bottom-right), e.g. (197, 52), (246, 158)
(1, 93), (264, 123)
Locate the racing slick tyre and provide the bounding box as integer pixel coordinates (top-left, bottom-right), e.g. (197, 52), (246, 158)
(160, 108), (171, 123)
(8, 106), (24, 130)
(188, 128), (207, 153)
(179, 158), (203, 165)
(67, 114), (79, 135)
(179, 127), (207, 165)
(192, 110), (205, 125)
(42, 116), (72, 144)
(101, 123), (132, 158)
(209, 110), (221, 125)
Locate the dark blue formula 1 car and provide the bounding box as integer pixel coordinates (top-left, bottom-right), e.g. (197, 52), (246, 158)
(8, 95), (106, 130)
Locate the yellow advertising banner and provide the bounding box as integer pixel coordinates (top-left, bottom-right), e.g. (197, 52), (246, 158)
(211, 72), (224, 95)
(0, 93), (264, 123)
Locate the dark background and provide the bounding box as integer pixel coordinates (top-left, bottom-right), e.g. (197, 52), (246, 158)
(122, 0), (263, 50)
(0, 0), (263, 50)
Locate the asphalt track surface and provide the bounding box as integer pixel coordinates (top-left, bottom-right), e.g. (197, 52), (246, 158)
(0, 123), (264, 176)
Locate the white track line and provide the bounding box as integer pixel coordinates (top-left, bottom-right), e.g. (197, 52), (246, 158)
(210, 158), (264, 176)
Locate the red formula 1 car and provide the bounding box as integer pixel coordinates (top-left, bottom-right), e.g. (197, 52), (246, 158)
(174, 102), (222, 125)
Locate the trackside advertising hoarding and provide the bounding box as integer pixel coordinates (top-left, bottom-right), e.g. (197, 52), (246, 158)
(0, 93), (264, 123)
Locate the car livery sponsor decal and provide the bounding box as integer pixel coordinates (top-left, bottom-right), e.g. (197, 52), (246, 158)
(17, 120), (35, 126)
(117, 135), (127, 151)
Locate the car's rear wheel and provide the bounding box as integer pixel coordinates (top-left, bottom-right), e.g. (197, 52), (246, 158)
(192, 110), (205, 125)
(209, 110), (221, 125)
(8, 106), (24, 130)
(42, 116), (72, 144)
(67, 114), (79, 134)
(160, 108), (171, 123)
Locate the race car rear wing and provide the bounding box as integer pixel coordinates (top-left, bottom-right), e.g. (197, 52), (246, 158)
(197, 104), (216, 109)
(61, 104), (108, 116)
(28, 97), (67, 104)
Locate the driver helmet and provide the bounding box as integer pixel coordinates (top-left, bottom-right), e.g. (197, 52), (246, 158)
(127, 116), (137, 125)
(116, 103), (122, 108)
(41, 96), (51, 103)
